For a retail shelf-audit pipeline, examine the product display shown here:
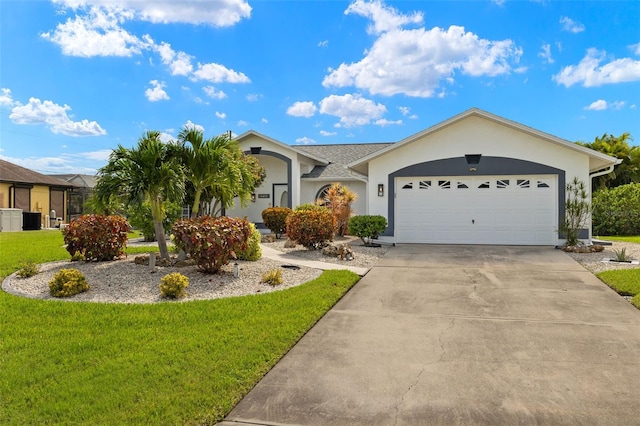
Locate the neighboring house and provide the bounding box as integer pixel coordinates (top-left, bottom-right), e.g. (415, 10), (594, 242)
(48, 174), (97, 221)
(226, 108), (619, 246)
(0, 159), (78, 229)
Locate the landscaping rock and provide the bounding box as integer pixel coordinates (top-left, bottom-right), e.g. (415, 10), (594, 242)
(261, 234), (276, 243)
(284, 239), (297, 248)
(323, 243), (354, 261)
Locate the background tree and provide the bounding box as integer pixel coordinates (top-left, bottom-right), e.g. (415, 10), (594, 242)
(317, 183), (357, 236)
(92, 131), (184, 260)
(577, 133), (639, 189)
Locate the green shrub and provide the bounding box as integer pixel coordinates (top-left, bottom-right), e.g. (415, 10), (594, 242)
(592, 183), (640, 236)
(172, 216), (251, 273)
(49, 268), (89, 297)
(127, 201), (182, 242)
(70, 251), (86, 262)
(261, 268), (283, 286)
(236, 223), (262, 261)
(261, 207), (292, 238)
(159, 272), (189, 299)
(16, 261), (39, 278)
(63, 214), (130, 261)
(295, 203), (327, 212)
(286, 208), (335, 250)
(348, 215), (387, 246)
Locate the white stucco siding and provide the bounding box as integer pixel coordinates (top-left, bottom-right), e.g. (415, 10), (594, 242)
(300, 180), (367, 216)
(366, 115), (592, 239)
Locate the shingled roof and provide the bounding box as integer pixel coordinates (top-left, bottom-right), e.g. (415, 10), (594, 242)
(0, 159), (76, 187)
(296, 143), (392, 179)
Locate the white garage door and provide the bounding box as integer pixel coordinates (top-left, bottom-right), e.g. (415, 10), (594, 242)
(395, 175), (557, 245)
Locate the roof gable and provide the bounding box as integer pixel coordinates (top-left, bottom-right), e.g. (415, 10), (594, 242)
(235, 130), (329, 165)
(349, 108), (619, 173)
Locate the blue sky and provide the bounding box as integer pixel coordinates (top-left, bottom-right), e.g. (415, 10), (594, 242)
(1, 0), (639, 175)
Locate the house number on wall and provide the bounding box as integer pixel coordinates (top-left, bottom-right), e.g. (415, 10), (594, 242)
(258, 194), (270, 199)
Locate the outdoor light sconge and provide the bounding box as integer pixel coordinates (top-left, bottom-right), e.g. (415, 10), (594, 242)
(251, 193), (256, 202)
(378, 184), (384, 197)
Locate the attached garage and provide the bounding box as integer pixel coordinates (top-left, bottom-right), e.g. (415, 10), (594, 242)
(395, 175), (557, 245)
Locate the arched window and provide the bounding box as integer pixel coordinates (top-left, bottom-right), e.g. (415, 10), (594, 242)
(315, 184), (332, 206)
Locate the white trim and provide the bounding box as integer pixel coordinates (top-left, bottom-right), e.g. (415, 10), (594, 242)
(235, 130), (329, 165)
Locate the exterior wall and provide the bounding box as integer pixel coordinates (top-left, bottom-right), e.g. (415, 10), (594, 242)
(367, 116), (591, 242)
(301, 180), (368, 216)
(0, 183), (9, 208)
(227, 135), (303, 225)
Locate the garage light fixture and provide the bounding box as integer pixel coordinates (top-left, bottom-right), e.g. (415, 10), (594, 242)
(378, 184), (384, 197)
(465, 154), (482, 164)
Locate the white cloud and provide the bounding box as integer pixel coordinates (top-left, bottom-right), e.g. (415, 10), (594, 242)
(584, 100), (607, 111)
(145, 80), (169, 101)
(631, 42), (640, 56)
(41, 6), (147, 57)
(193, 97), (209, 105)
(318, 40), (329, 47)
(584, 100), (625, 111)
(553, 48), (640, 87)
(192, 62), (251, 83)
(246, 93), (261, 102)
(51, 0), (252, 27)
(155, 42), (193, 76)
(319, 93), (386, 127)
(323, 2), (523, 98)
(287, 101), (317, 118)
(158, 132), (176, 143)
(215, 111), (226, 119)
(0, 88), (15, 107)
(203, 86), (227, 100)
(237, 120), (248, 126)
(78, 149), (112, 161)
(261, 118), (268, 123)
(320, 130), (337, 136)
(8, 96), (106, 136)
(295, 136), (316, 145)
(375, 118), (402, 126)
(183, 120), (204, 133)
(346, 0), (423, 35)
(560, 16), (585, 33)
(538, 43), (554, 64)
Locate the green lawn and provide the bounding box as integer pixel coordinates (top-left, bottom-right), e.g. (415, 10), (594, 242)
(595, 235), (640, 244)
(0, 231), (360, 424)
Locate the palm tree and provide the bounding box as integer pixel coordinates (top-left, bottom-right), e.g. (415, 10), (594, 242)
(178, 128), (265, 217)
(94, 131), (185, 260)
(579, 132), (639, 189)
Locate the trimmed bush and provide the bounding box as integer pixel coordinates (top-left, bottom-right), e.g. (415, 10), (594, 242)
(286, 208), (335, 250)
(49, 268), (89, 297)
(592, 183), (640, 236)
(236, 222), (262, 261)
(295, 203), (327, 212)
(63, 214), (130, 261)
(261, 207), (292, 238)
(348, 215), (387, 246)
(16, 260), (39, 278)
(159, 272), (189, 299)
(172, 216), (251, 273)
(261, 268), (283, 286)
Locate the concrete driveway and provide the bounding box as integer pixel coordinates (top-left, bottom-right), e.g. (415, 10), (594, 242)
(221, 245), (640, 425)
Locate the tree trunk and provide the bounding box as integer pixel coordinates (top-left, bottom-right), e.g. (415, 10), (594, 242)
(191, 189), (202, 218)
(150, 198), (170, 259)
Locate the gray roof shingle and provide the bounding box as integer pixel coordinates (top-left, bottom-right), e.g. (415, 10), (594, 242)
(297, 143), (392, 179)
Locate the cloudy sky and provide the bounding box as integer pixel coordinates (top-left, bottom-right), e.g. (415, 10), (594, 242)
(1, 0), (639, 174)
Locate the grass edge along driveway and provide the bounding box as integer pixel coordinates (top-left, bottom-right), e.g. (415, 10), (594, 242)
(0, 231), (360, 424)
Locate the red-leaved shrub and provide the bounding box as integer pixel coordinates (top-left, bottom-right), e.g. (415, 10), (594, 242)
(261, 207), (292, 238)
(286, 208), (335, 250)
(171, 216), (251, 273)
(63, 214), (130, 261)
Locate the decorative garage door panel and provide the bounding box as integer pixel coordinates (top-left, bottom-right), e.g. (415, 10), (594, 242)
(395, 176), (557, 245)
